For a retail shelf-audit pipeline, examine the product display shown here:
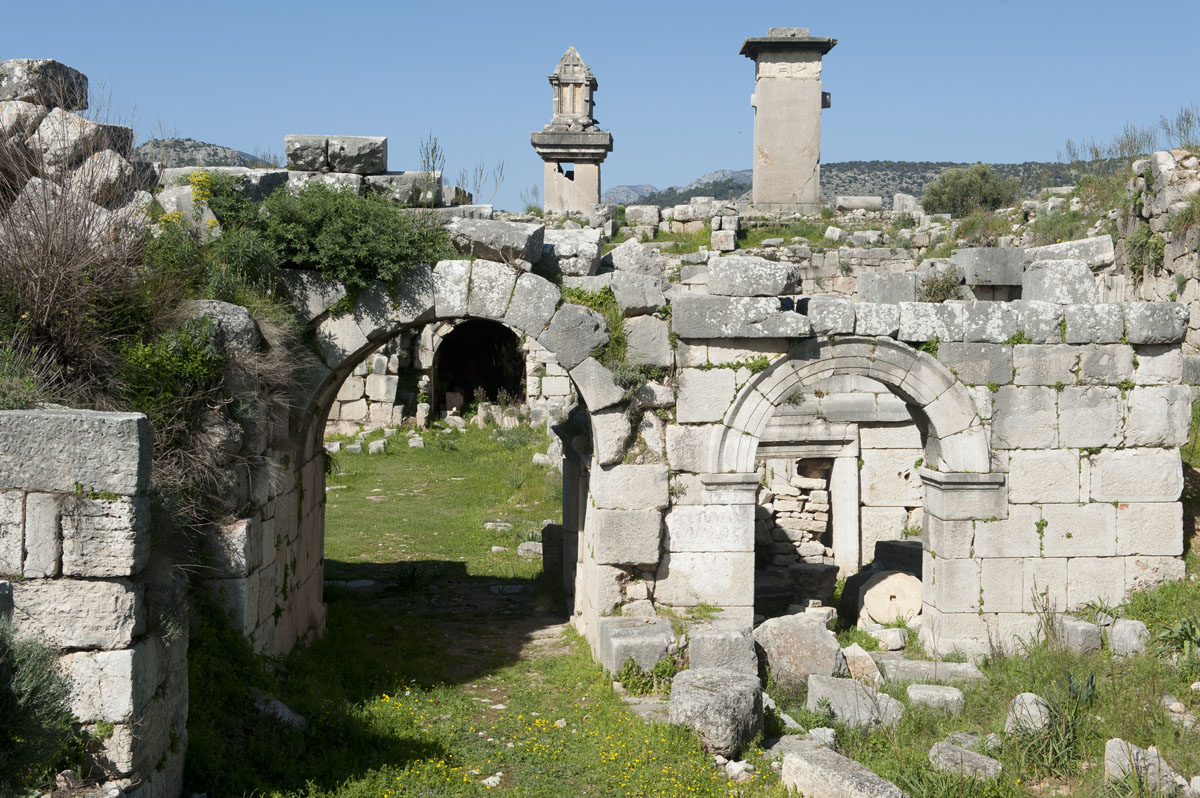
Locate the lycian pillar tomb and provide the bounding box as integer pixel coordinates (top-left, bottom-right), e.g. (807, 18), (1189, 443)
(531, 47), (613, 215)
(740, 28), (836, 211)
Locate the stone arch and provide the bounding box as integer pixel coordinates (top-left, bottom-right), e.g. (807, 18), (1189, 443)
(274, 258), (615, 654)
(711, 336), (991, 475)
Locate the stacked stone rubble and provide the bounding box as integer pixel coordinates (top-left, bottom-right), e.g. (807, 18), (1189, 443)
(755, 465), (832, 570)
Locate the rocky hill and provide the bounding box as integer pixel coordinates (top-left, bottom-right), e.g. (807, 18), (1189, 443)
(604, 160), (1076, 208)
(132, 137), (275, 168)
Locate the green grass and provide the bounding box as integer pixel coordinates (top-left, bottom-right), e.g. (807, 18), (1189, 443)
(736, 220), (842, 250)
(187, 424), (790, 797)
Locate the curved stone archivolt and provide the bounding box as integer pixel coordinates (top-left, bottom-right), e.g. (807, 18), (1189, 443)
(713, 336), (991, 474)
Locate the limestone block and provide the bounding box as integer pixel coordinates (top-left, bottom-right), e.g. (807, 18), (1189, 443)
(936, 342), (1012, 386)
(753, 615), (846, 692)
(924, 517), (973, 560)
(990, 386), (1057, 449)
(978, 557), (1023, 613)
(284, 135), (328, 170)
(655, 551), (753, 607)
(910, 685), (966, 715)
(1131, 345), (1182, 386)
(590, 509), (662, 565)
(1008, 449), (1081, 503)
(1092, 447), (1182, 502)
(677, 368), (736, 424)
(0, 409), (151, 495)
(595, 614), (673, 672)
(590, 464), (669, 510)
(625, 316), (673, 368)
(204, 518), (261, 579)
(860, 449), (923, 506)
(1066, 557), (1125, 610)
(539, 375), (570, 397)
(503, 272), (559, 337)
(466, 259), (517, 319)
(13, 578), (142, 650)
(339, 399), (368, 421)
(336, 376), (364, 401)
(1040, 503), (1116, 558)
(668, 669), (763, 758)
(710, 230), (736, 251)
(58, 644), (157, 723)
(953, 247), (1024, 286)
(1023, 557), (1068, 612)
(1124, 386), (1191, 446)
(276, 269), (347, 325)
(21, 493), (59, 578)
(591, 408), (633, 466)
(315, 312), (369, 368)
(605, 238), (662, 274)
(1077, 344), (1134, 385)
(1013, 345), (1078, 386)
(665, 424), (714, 473)
(538, 304), (608, 370)
(60, 496), (150, 577)
(707, 255), (799, 296)
(665, 505), (753, 553)
(859, 422), (923, 449)
(961, 301), (1018, 343)
(857, 273), (917, 304)
(782, 746), (907, 797)
(1058, 386), (1122, 448)
(1022, 259), (1097, 304)
(364, 374), (398, 404)
(807, 674), (903, 728)
(1064, 304), (1123, 344)
(68, 148), (134, 205)
(1122, 302), (1188, 344)
(672, 294), (811, 338)
(611, 271), (665, 316)
(688, 624), (757, 674)
(0, 59), (87, 109)
(807, 296), (856, 334)
(927, 557), (981, 614)
(27, 107), (132, 170)
(364, 171), (441, 206)
(1027, 235), (1115, 269)
(569, 357), (624, 411)
(325, 136), (386, 175)
(971, 506), (1041, 558)
(1126, 555), (1186, 593)
(286, 170), (363, 193)
(1116, 502), (1183, 556)
(0, 100), (48, 147)
(432, 260), (472, 318)
(448, 218), (544, 266)
(1011, 301), (1061, 346)
(543, 228), (602, 276)
(854, 303), (900, 336)
(624, 205), (660, 226)
(898, 302), (963, 342)
(0, 491), (24, 574)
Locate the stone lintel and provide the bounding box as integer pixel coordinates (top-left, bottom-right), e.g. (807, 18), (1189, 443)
(919, 468), (1007, 521)
(700, 472), (760, 505)
(530, 131), (613, 162)
(740, 36), (837, 59)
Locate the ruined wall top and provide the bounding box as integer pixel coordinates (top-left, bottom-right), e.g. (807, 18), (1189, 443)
(740, 28), (837, 59)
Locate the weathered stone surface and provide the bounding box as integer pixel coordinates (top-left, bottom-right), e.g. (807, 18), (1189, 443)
(782, 746), (907, 797)
(0, 59), (87, 109)
(1125, 386), (1191, 447)
(0, 410), (151, 495)
(625, 316), (673, 368)
(1104, 738), (1180, 792)
(60, 496), (150, 577)
(990, 386), (1056, 449)
(543, 227), (601, 276)
(807, 296), (856, 334)
(625, 205), (660, 226)
(669, 668), (763, 758)
(284, 135), (328, 171)
(1027, 235), (1115, 269)
(154, 185), (219, 232)
(842, 643), (882, 686)
(591, 509), (661, 565)
(611, 271), (665, 315)
(961, 301), (1018, 343)
(67, 148), (134, 204)
(689, 624), (757, 674)
(1005, 692), (1049, 734)
(1022, 259), (1097, 304)
(708, 255), (798, 296)
(24, 109), (130, 169)
(665, 424), (714, 473)
(1012, 300), (1064, 344)
(753, 615), (846, 692)
(448, 218), (543, 265)
(569, 357), (624, 411)
(655, 550), (753, 607)
(277, 269), (347, 324)
(13, 579), (141, 650)
(0, 100), (48, 143)
(1007, 449), (1080, 503)
(1122, 302), (1188, 344)
(538, 304), (608, 370)
(1106, 619), (1149, 655)
(807, 675), (903, 728)
(591, 408), (633, 466)
(1115, 502), (1183, 557)
(860, 571), (922, 626)
(590, 464), (669, 510)
(286, 169), (363, 193)
(937, 342), (1012, 385)
(1058, 386), (1121, 447)
(878, 659), (983, 684)
(665, 504), (752, 553)
(596, 616), (673, 672)
(1055, 617), (1102, 654)
(503, 272), (559, 336)
(929, 741), (1002, 780)
(606, 238), (661, 274)
(1063, 304), (1123, 344)
(908, 684), (964, 714)
(672, 295), (811, 338)
(464, 259), (516, 319)
(325, 136), (386, 175)
(178, 300), (262, 358)
(855, 303), (901, 337)
(953, 247), (1025, 286)
(364, 171), (441, 205)
(858, 273), (917, 304)
(677, 368), (736, 424)
(1090, 448), (1182, 502)
(898, 302), (963, 342)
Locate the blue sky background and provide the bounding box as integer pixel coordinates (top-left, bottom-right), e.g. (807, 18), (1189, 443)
(3, 1), (1196, 210)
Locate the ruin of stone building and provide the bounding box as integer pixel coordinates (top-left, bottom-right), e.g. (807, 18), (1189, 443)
(740, 27), (836, 210)
(530, 47), (613, 215)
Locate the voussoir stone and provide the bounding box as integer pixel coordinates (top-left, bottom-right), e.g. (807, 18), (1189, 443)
(537, 304), (608, 370)
(668, 668), (763, 758)
(543, 227), (601, 276)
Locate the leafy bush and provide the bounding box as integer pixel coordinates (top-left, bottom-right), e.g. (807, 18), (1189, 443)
(917, 266), (965, 302)
(922, 164), (1019, 218)
(1168, 192), (1200, 238)
(0, 619), (79, 793)
(1126, 224), (1165, 275)
(956, 210), (1013, 247)
(259, 183), (452, 296)
(615, 656), (678, 696)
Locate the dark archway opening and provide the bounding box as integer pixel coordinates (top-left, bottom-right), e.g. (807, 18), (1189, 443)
(433, 319), (525, 412)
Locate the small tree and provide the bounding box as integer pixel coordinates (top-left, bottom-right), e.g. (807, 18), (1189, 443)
(922, 164), (1019, 218)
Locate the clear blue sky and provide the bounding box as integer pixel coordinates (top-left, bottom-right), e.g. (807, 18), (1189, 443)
(4, 1), (1196, 211)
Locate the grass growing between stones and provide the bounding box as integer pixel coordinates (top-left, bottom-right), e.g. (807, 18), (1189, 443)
(187, 424), (789, 796)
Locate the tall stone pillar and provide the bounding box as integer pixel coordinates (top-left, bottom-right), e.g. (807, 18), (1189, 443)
(830, 455), (860, 576)
(740, 28), (836, 211)
(531, 47), (613, 215)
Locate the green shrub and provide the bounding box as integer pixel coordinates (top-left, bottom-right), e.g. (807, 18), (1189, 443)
(204, 171), (261, 231)
(1168, 192), (1200, 238)
(0, 618), (79, 793)
(203, 227), (279, 303)
(956, 210), (1012, 247)
(922, 164), (1019, 218)
(259, 183), (452, 296)
(917, 267), (965, 302)
(1126, 224), (1165, 275)
(1028, 209), (1090, 246)
(561, 286), (626, 370)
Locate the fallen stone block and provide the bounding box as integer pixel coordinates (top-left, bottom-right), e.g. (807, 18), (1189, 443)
(928, 740), (1002, 780)
(807, 674), (903, 729)
(1054, 617), (1102, 655)
(1027, 235), (1115, 270)
(877, 659), (983, 685)
(364, 171), (442, 206)
(906, 684), (964, 714)
(835, 195), (882, 211)
(326, 136), (387, 175)
(1005, 692), (1049, 734)
(596, 616), (673, 673)
(707, 255), (799, 297)
(753, 615), (846, 692)
(1104, 737), (1180, 793)
(0, 59), (88, 110)
(284, 135), (328, 171)
(669, 668), (763, 758)
(1106, 618), (1149, 655)
(448, 218), (544, 265)
(543, 227), (602, 276)
(782, 746), (907, 797)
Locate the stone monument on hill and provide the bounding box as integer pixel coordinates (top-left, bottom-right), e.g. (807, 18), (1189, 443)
(740, 27), (837, 211)
(530, 47), (613, 215)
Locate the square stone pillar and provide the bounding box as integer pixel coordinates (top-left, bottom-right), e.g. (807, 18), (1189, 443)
(830, 455), (859, 576)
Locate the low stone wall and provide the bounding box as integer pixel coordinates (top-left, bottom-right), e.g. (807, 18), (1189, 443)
(0, 410), (186, 798)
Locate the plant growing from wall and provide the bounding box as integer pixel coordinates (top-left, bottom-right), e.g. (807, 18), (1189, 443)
(917, 267), (965, 303)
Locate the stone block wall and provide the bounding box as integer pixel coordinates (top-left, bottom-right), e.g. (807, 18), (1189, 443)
(0, 410), (185, 798)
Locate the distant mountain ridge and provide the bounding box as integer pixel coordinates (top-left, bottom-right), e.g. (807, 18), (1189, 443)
(133, 137), (276, 168)
(603, 160), (1074, 208)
